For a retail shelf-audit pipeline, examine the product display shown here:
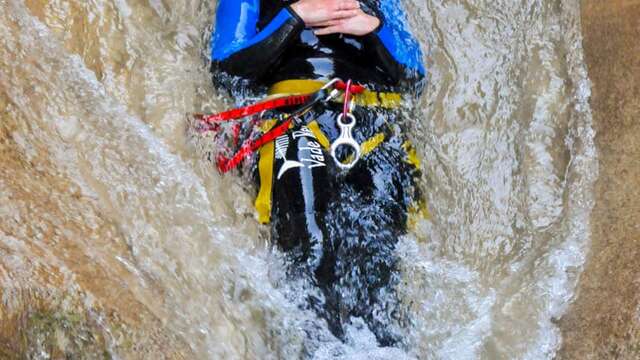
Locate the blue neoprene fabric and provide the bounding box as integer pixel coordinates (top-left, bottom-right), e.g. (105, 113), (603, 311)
(212, 0), (294, 60)
(376, 0), (425, 75)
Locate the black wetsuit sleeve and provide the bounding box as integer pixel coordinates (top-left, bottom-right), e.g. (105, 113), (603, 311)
(362, 0), (426, 91)
(210, 0), (304, 81)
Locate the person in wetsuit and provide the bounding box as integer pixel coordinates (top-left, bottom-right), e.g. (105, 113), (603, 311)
(210, 0), (425, 346)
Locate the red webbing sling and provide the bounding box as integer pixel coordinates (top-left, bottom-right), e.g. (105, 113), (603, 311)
(216, 118), (293, 172)
(194, 94), (313, 124)
(195, 80), (364, 173)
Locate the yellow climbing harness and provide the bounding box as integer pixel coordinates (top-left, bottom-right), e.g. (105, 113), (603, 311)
(255, 79), (426, 225)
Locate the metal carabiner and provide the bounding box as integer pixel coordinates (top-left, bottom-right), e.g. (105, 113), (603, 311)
(330, 112), (361, 170)
(321, 78), (343, 102)
(321, 78), (343, 90)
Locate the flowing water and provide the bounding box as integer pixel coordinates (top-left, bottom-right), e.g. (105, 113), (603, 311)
(0, 0), (597, 359)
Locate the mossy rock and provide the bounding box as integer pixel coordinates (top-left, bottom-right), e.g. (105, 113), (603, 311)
(1, 306), (112, 360)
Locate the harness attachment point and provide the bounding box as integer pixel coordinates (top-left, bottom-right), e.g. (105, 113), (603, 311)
(330, 79), (361, 170)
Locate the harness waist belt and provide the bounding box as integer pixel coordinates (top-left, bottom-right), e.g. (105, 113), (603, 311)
(268, 80), (402, 109)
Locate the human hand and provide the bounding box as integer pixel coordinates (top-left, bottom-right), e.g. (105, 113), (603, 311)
(290, 0), (361, 27)
(313, 9), (380, 36)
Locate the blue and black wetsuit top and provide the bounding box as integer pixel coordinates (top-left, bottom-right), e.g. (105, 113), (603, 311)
(210, 0), (425, 95)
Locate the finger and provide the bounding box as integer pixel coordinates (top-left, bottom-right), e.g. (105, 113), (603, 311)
(311, 19), (344, 27)
(306, 9), (358, 26)
(314, 24), (344, 36)
(332, 9), (361, 19)
(335, 0), (360, 11)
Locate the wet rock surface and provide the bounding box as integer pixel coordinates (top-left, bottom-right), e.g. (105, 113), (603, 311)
(558, 0), (640, 358)
(0, 98), (193, 359)
(0, 0), (602, 358)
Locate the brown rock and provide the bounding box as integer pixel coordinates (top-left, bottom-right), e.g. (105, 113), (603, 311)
(0, 93), (193, 359)
(558, 1), (640, 359)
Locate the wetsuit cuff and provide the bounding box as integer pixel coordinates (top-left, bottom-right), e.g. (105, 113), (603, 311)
(285, 5), (305, 27)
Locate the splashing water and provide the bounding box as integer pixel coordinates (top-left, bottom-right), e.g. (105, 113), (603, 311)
(0, 0), (596, 359)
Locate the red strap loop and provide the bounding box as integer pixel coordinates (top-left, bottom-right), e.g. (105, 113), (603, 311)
(342, 79), (353, 118)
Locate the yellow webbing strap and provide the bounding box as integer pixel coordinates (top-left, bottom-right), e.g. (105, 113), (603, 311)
(361, 133), (386, 156)
(408, 199), (431, 230)
(255, 119), (278, 224)
(341, 132), (387, 164)
(260, 119), (277, 132)
(403, 139), (430, 228)
(268, 79), (402, 109)
(402, 140), (421, 168)
(255, 140), (275, 224)
(307, 121), (331, 149)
